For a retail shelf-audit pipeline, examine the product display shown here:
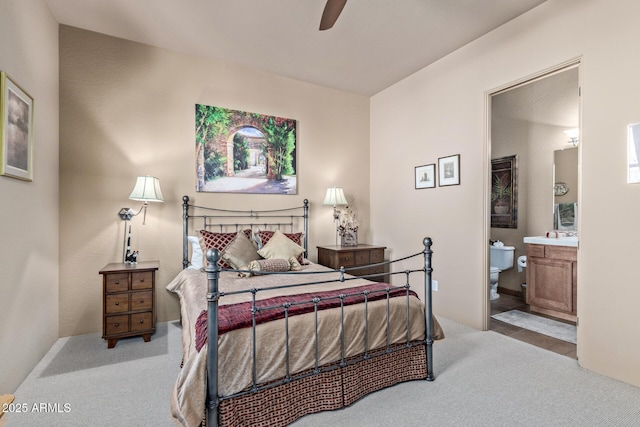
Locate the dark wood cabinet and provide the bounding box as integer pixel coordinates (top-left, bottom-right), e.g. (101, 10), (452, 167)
(99, 261), (159, 348)
(317, 244), (386, 282)
(526, 244), (576, 322)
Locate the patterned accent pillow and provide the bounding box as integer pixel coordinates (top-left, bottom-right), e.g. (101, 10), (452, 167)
(256, 230), (304, 263)
(199, 229), (253, 268)
(245, 258), (290, 276)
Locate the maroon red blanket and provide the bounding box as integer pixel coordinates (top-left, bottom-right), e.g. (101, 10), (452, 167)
(195, 282), (418, 352)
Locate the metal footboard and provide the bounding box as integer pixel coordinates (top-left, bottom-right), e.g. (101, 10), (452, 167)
(204, 237), (435, 427)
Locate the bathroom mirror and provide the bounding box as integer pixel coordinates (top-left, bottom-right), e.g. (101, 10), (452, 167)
(553, 147), (578, 230)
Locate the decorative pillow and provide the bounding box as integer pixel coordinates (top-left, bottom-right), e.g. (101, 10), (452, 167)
(187, 235), (203, 269)
(257, 229), (305, 261)
(239, 258), (291, 277)
(289, 256), (302, 271)
(256, 230), (305, 263)
(221, 231), (261, 269)
(199, 229), (253, 268)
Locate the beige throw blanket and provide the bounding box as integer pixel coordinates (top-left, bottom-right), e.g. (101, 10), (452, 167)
(166, 264), (443, 427)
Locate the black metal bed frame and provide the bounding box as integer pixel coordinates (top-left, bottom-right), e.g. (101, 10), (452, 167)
(181, 196), (434, 427)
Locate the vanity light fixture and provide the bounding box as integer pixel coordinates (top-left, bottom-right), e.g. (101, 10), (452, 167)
(118, 176), (164, 262)
(323, 186), (347, 245)
(564, 128), (579, 147)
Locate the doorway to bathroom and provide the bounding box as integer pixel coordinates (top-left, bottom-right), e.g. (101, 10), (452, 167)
(485, 60), (581, 358)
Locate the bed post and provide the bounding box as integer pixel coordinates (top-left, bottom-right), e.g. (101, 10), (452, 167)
(205, 249), (221, 427)
(423, 237), (435, 381)
(182, 195), (190, 270)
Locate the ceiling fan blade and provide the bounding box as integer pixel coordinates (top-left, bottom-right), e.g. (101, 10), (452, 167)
(319, 0), (347, 30)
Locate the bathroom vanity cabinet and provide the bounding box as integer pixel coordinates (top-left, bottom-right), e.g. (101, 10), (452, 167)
(526, 244), (577, 322)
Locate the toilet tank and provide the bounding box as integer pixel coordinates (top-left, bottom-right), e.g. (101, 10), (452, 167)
(490, 246), (515, 270)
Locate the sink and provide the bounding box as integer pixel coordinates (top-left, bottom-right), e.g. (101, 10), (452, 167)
(523, 235), (578, 247)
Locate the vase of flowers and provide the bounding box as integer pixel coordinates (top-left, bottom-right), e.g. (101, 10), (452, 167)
(337, 206), (359, 246)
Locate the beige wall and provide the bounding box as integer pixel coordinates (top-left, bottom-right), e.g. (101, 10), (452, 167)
(58, 26), (370, 337)
(371, 0), (640, 387)
(0, 0), (59, 392)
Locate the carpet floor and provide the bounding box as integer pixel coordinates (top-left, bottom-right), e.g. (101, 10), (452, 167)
(6, 318), (640, 426)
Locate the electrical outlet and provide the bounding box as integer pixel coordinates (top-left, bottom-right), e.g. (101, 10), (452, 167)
(432, 280), (438, 292)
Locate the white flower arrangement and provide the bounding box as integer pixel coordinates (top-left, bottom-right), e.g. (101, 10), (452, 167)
(337, 206), (359, 236)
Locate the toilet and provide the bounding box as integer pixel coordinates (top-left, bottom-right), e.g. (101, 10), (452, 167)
(489, 244), (515, 300)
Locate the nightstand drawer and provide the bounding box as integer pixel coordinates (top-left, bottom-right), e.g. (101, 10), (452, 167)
(355, 251), (370, 265)
(130, 291), (152, 311)
(105, 273), (129, 293)
(337, 252), (355, 267)
(370, 249), (384, 263)
(106, 315), (129, 335)
(106, 294), (129, 313)
(131, 271), (153, 290)
(131, 312), (153, 332)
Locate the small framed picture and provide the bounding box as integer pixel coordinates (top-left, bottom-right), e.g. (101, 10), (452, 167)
(415, 164), (436, 189)
(1, 72), (34, 181)
(438, 154), (460, 186)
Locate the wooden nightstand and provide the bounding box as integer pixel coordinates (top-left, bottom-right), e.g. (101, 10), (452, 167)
(317, 244), (387, 282)
(99, 261), (159, 348)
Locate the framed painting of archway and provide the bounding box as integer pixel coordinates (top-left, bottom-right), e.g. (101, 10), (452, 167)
(195, 104), (297, 194)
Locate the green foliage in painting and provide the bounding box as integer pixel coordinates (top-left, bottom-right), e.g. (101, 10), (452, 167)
(233, 133), (250, 172)
(204, 150), (226, 180)
(195, 105), (234, 188)
(262, 116), (296, 180)
(196, 105), (232, 146)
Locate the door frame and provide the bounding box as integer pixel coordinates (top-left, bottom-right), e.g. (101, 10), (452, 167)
(482, 58), (582, 330)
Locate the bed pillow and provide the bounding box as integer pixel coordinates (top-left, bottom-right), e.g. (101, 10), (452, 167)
(199, 229), (253, 268)
(257, 229), (305, 261)
(187, 235), (203, 269)
(221, 231), (261, 269)
(256, 230), (305, 263)
(238, 258), (291, 277)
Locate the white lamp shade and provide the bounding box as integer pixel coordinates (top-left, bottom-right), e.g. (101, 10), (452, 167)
(323, 187), (347, 207)
(128, 176), (164, 202)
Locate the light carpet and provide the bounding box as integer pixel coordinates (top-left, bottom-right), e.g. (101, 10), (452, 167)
(8, 318), (640, 426)
(492, 309), (577, 344)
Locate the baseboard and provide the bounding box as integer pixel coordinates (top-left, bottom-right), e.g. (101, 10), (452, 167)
(497, 286), (523, 298)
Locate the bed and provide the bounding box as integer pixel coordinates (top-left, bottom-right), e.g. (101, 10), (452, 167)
(167, 196), (444, 427)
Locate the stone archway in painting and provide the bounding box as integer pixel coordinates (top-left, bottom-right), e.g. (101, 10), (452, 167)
(233, 126), (268, 176)
(195, 104), (297, 193)
(223, 124), (268, 178)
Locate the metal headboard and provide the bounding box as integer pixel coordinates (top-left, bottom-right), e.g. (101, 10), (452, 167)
(182, 195), (309, 269)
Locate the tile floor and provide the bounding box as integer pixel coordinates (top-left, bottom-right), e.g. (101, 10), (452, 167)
(490, 293), (577, 359)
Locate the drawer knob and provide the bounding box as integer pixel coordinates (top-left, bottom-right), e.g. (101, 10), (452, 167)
(115, 302), (119, 306)
(115, 280), (120, 284)
(139, 319), (144, 324)
(139, 278), (144, 282)
(344, 257), (349, 261)
(115, 323), (120, 327)
(139, 299), (144, 303)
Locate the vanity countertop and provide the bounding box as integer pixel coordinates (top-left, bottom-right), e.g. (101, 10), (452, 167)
(523, 236), (578, 247)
